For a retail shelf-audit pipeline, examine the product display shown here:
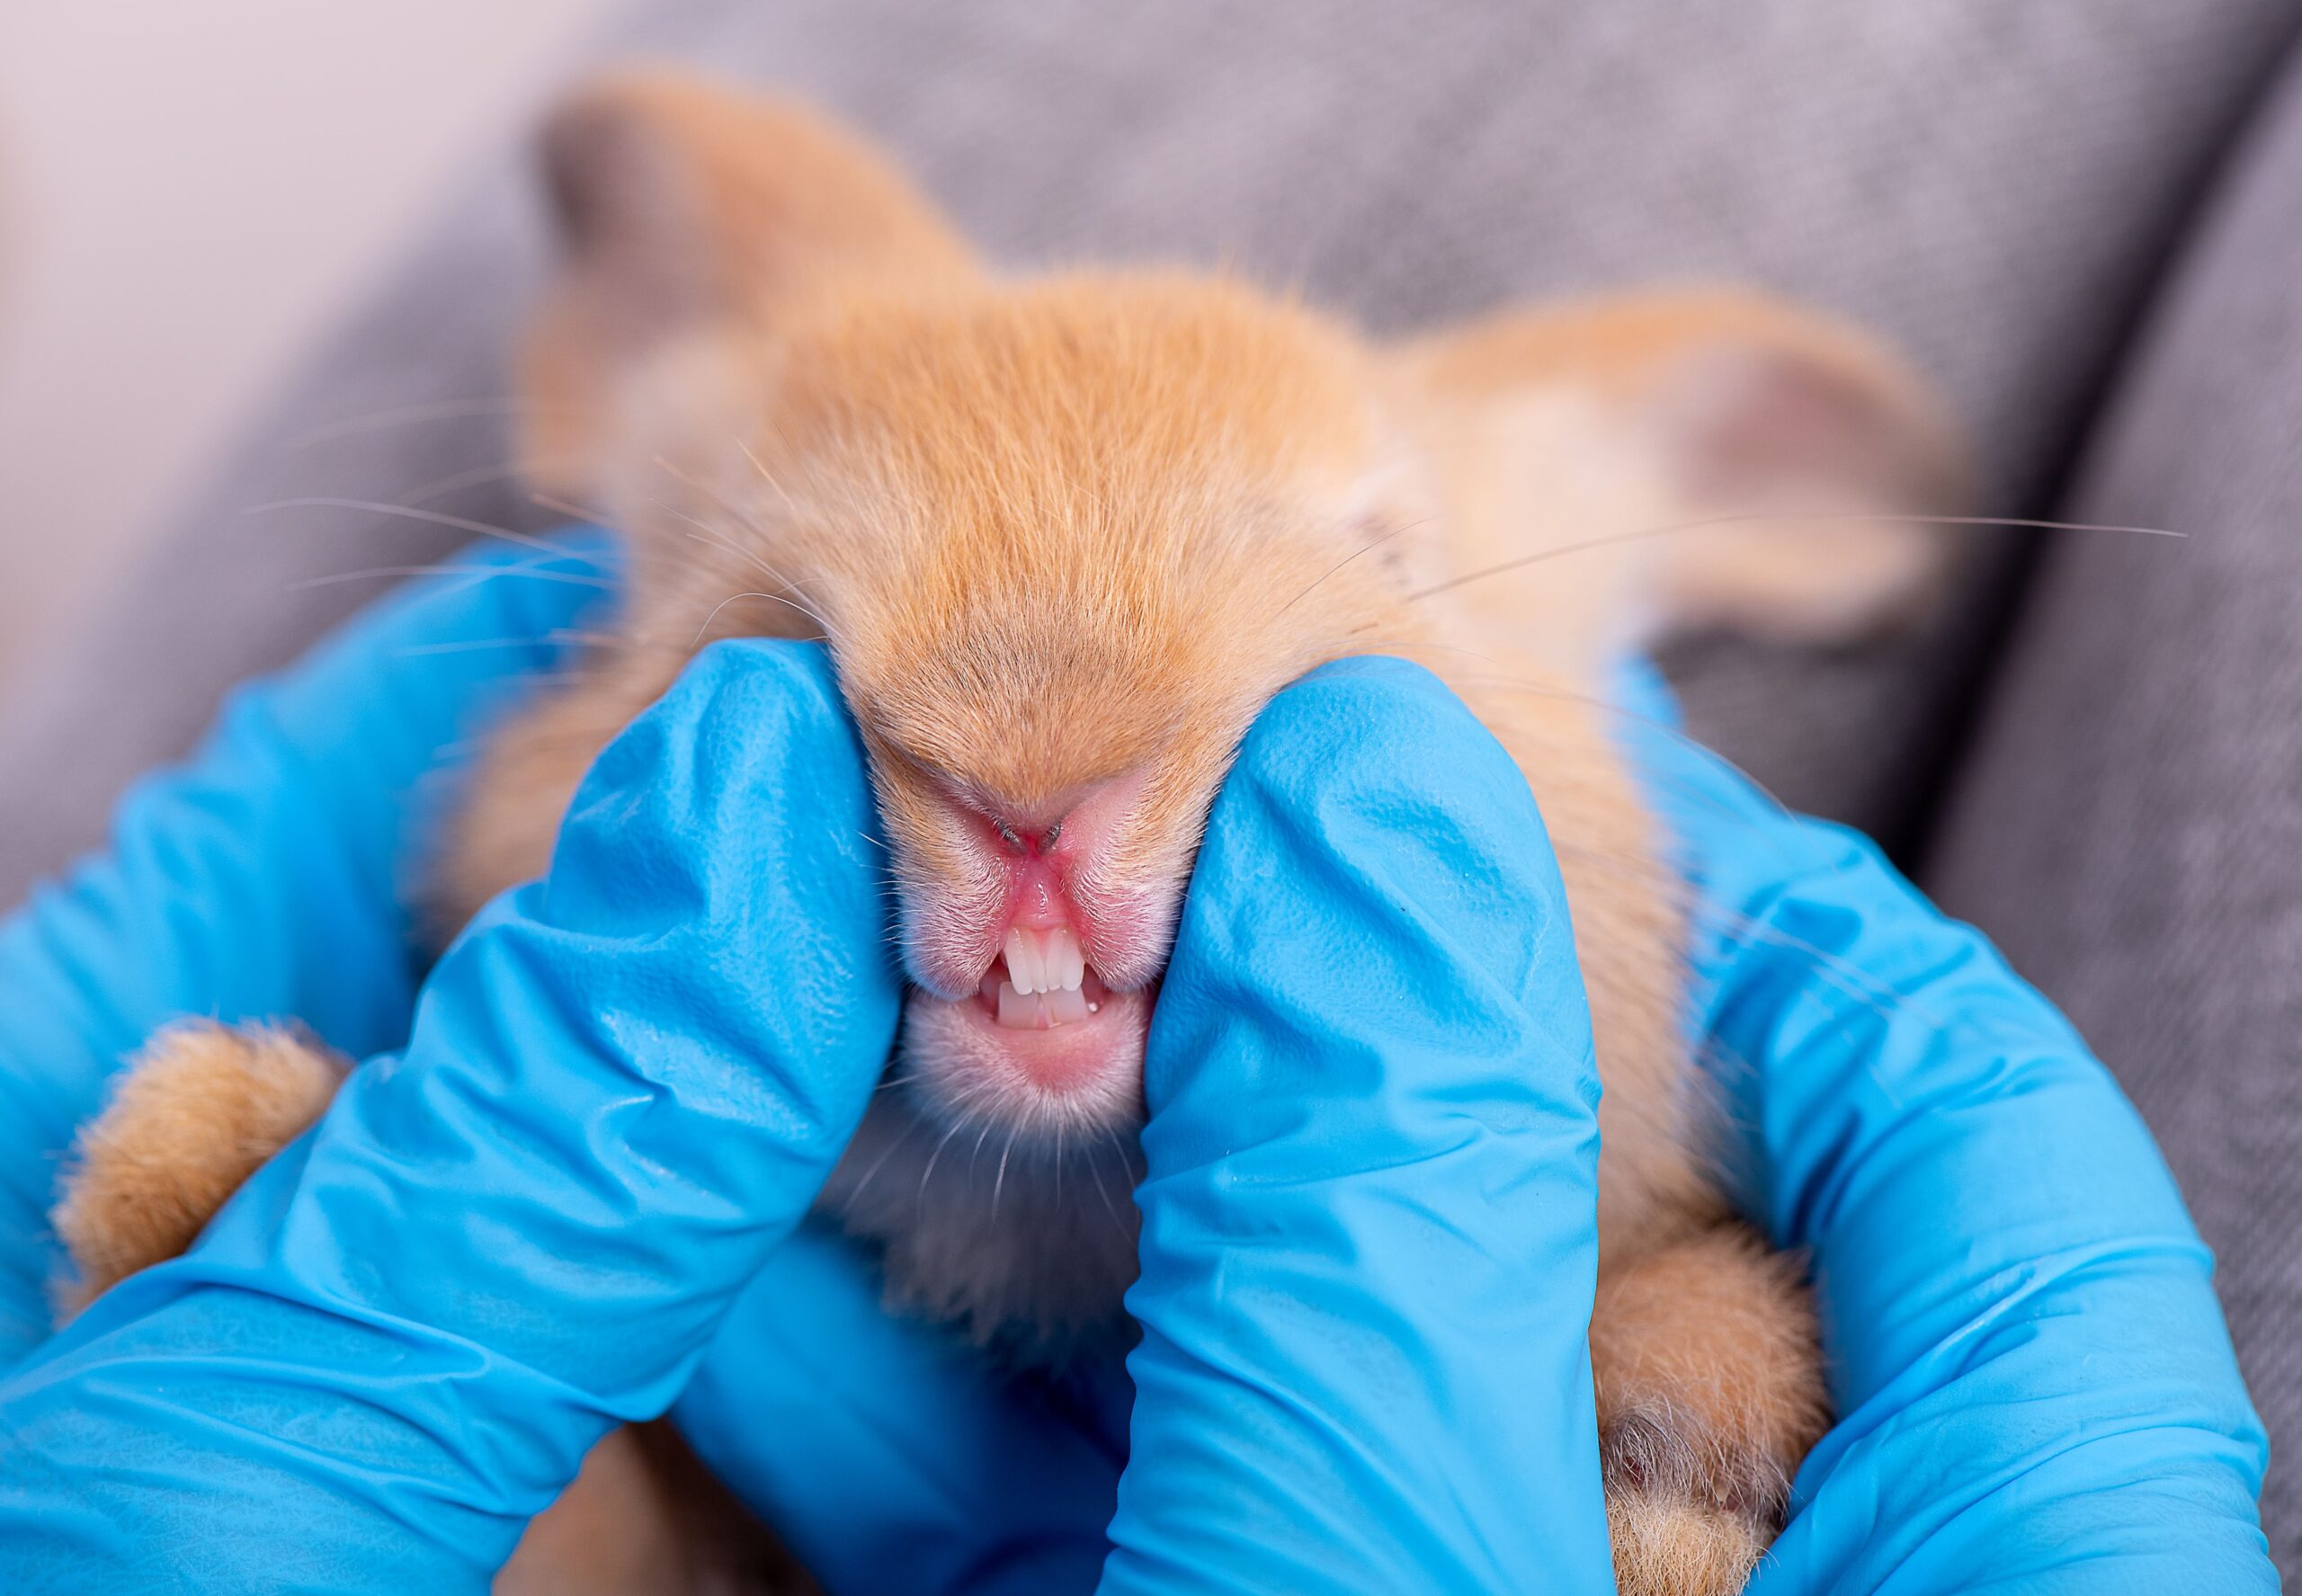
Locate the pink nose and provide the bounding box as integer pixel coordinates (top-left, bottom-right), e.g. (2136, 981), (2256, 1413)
(904, 768), (1164, 1003)
(960, 777), (1125, 918)
(944, 770), (1149, 928)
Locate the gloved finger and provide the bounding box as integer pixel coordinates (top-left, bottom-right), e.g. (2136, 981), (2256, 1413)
(1611, 660), (2275, 1592)
(674, 1222), (1120, 1596)
(1105, 656), (1613, 1596)
(0, 638), (901, 1592)
(0, 531), (613, 1357)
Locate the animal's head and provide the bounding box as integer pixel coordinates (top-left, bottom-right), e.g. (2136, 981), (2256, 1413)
(519, 71), (1965, 1153)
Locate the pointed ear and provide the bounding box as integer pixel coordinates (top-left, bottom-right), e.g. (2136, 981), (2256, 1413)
(1392, 290), (1971, 664)
(519, 69), (978, 499)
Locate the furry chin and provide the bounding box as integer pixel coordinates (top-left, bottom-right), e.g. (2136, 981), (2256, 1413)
(898, 982), (1152, 1142)
(812, 985), (1152, 1354)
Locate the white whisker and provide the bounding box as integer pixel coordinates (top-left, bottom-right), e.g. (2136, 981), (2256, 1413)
(1088, 1128), (1132, 1246)
(390, 628), (619, 659)
(737, 438), (802, 517)
(286, 395), (535, 448)
(398, 459), (526, 505)
(1410, 511), (2188, 602)
(246, 496), (604, 567)
(689, 591), (825, 646)
(1279, 516), (1431, 615)
(529, 490), (620, 529)
(993, 1128), (1017, 1221)
(287, 559), (615, 594)
(842, 1113), (924, 1209)
(915, 1111), (977, 1214)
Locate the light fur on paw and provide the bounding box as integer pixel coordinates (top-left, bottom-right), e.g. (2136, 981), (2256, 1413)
(52, 1019), (345, 1317)
(1608, 1485), (1766, 1596)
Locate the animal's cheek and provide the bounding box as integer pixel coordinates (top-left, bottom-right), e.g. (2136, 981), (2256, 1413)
(1066, 878), (1177, 993)
(870, 768), (998, 902)
(888, 851), (1010, 1000)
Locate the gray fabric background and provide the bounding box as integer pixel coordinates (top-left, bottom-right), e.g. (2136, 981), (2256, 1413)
(2, 0), (2297, 1574)
(4, 0), (2296, 878)
(1928, 43), (2302, 1569)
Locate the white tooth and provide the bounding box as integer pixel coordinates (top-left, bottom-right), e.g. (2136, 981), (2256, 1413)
(1050, 927), (1085, 993)
(1004, 929), (1039, 995)
(1045, 985), (1089, 1025)
(997, 980), (1033, 1029)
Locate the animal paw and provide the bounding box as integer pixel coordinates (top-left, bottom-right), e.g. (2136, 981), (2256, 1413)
(52, 1019), (344, 1316)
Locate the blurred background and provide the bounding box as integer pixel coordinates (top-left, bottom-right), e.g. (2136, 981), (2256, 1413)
(0, 0), (612, 691)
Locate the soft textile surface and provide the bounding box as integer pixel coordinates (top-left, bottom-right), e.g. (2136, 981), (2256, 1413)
(2, 0), (2298, 1574)
(1928, 44), (2302, 1574)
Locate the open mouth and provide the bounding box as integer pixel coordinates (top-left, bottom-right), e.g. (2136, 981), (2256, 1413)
(905, 923), (1155, 1116)
(973, 925), (1111, 1030)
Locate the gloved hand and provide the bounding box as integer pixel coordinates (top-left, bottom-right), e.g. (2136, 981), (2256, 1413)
(1605, 659), (2275, 1592)
(684, 655), (1622, 1593)
(0, 558), (1620, 1595)
(683, 662), (2279, 1593)
(0, 533), (618, 1360)
(0, 539), (913, 1587)
(0, 524), (2272, 1591)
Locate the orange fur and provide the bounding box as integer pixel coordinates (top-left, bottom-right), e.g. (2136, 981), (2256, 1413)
(496, 1422), (801, 1596)
(52, 1021), (342, 1316)
(56, 70), (1970, 1593)
(1390, 289), (1969, 672)
(1593, 1226), (1831, 1593)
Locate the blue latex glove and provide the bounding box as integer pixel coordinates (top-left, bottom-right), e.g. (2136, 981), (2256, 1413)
(0, 532), (619, 1356)
(683, 656), (1619, 1592)
(0, 622), (900, 1585)
(1110, 656), (1615, 1591)
(686, 664), (2277, 1592)
(1603, 660), (2275, 1592)
(0, 546), (1611, 1584)
(0, 540), (943, 1584)
(0, 523), (2271, 1589)
(0, 536), (1110, 1590)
